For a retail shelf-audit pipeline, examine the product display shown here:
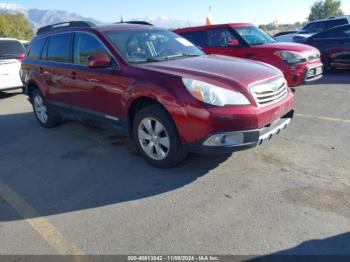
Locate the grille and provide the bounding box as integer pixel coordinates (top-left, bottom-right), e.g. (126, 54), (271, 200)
(250, 78), (288, 107)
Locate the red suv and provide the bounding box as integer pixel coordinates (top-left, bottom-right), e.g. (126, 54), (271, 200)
(21, 21), (295, 168)
(174, 23), (323, 87)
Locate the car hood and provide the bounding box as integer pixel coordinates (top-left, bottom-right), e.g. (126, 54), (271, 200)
(293, 33), (316, 43)
(256, 42), (318, 53)
(137, 55), (282, 93)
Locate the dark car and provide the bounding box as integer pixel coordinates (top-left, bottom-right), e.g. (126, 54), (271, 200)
(304, 24), (350, 70)
(275, 16), (350, 43)
(21, 21), (294, 168)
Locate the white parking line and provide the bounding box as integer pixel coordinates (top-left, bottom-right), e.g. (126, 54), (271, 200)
(296, 113), (350, 124)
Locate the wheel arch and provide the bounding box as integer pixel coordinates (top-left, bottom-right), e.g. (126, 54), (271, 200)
(26, 81), (43, 102)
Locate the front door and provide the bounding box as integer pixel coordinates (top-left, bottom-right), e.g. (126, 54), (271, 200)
(69, 32), (127, 122)
(202, 27), (250, 59)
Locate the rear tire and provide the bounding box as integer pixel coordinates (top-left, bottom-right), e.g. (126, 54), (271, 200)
(31, 89), (62, 128)
(132, 104), (186, 168)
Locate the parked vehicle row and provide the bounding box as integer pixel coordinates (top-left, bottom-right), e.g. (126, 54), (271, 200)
(275, 16), (350, 70)
(0, 38), (25, 91)
(275, 15), (350, 42)
(302, 24), (350, 70)
(174, 23), (323, 87)
(21, 21), (295, 168)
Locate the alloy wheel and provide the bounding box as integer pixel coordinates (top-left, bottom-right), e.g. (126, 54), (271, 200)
(138, 117), (170, 161)
(34, 94), (48, 124)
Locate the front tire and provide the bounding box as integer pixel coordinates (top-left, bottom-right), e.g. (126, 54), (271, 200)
(133, 105), (186, 168)
(31, 89), (62, 128)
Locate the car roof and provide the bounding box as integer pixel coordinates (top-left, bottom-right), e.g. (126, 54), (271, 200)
(35, 22), (163, 38)
(174, 23), (253, 33)
(307, 15), (350, 24)
(96, 23), (162, 32)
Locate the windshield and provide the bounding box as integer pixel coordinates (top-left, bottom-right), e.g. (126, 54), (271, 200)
(0, 40), (24, 59)
(301, 22), (325, 34)
(104, 29), (204, 63)
(233, 26), (276, 46)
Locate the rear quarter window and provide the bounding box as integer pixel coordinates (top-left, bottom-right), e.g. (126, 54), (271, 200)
(178, 31), (208, 47)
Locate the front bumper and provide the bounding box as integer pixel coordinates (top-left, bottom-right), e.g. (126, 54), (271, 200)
(184, 110), (294, 154)
(284, 62), (323, 87)
(304, 64), (323, 82)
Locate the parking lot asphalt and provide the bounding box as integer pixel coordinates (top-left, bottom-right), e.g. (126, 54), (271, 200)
(0, 71), (349, 256)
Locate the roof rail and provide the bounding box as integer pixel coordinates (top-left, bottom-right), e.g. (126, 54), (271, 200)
(115, 21), (153, 26)
(37, 21), (96, 35)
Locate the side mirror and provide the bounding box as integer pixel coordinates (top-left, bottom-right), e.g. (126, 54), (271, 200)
(227, 39), (239, 47)
(88, 54), (111, 68)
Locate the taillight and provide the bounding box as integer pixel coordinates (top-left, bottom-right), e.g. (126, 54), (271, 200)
(17, 54), (25, 61)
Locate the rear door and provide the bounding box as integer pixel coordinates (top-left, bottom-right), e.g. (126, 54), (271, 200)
(0, 40), (24, 90)
(42, 32), (73, 105)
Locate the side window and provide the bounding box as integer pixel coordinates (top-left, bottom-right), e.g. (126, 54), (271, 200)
(344, 27), (350, 36)
(207, 28), (237, 47)
(317, 27), (347, 38)
(73, 32), (111, 66)
(47, 33), (71, 63)
(27, 38), (45, 59)
(179, 31), (208, 47)
(324, 19), (348, 30)
(303, 22), (325, 33)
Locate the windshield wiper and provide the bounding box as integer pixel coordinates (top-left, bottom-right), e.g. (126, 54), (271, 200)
(180, 53), (201, 57)
(160, 53), (201, 61)
(132, 53), (201, 64)
(132, 57), (165, 63)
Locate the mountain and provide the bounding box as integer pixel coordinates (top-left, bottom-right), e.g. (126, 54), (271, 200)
(131, 16), (200, 29)
(0, 2), (199, 31)
(0, 2), (26, 14)
(27, 9), (101, 31)
(0, 2), (101, 31)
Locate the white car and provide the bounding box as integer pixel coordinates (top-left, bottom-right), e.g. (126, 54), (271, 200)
(0, 38), (25, 91)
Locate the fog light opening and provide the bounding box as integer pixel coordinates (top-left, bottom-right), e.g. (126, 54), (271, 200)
(203, 132), (244, 147)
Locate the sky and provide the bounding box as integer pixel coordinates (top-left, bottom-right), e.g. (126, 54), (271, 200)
(10, 0), (350, 24)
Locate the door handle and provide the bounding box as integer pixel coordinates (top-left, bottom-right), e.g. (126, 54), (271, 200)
(70, 71), (77, 80)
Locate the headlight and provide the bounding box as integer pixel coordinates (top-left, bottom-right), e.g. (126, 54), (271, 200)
(182, 78), (250, 106)
(274, 51), (307, 64)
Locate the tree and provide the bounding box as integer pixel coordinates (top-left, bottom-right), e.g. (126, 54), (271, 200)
(308, 0), (344, 21)
(0, 13), (33, 40)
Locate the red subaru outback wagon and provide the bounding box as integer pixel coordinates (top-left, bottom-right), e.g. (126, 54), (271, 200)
(21, 21), (295, 168)
(174, 23), (323, 87)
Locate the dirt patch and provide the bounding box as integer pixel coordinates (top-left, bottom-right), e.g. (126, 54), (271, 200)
(282, 186), (350, 220)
